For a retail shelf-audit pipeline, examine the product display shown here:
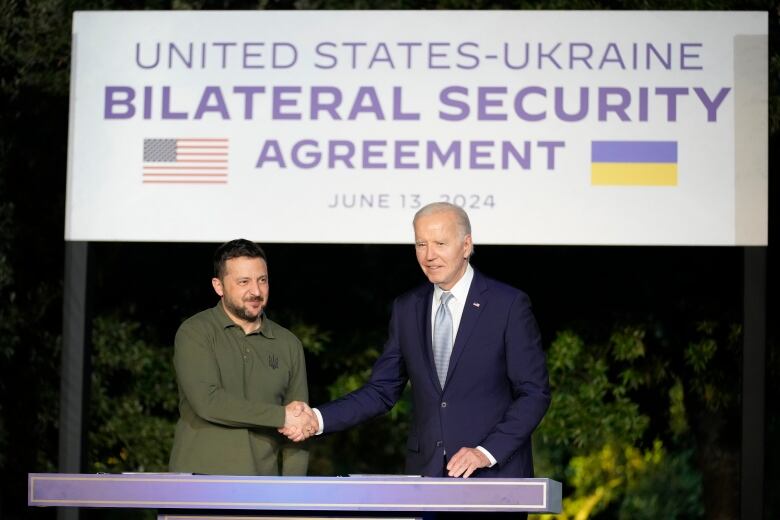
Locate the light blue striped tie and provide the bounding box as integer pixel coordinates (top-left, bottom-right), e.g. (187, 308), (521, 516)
(433, 292), (454, 387)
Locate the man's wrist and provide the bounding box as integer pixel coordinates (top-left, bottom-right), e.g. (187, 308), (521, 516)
(475, 446), (496, 467)
(312, 408), (324, 435)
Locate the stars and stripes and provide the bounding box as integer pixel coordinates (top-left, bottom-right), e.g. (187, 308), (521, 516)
(142, 138), (228, 184)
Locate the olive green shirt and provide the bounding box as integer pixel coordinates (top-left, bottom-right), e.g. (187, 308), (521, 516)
(169, 303), (309, 475)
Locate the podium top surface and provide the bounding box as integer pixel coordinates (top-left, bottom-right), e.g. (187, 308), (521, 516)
(28, 473), (562, 513)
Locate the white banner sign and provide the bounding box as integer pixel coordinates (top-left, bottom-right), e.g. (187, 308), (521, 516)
(66, 11), (767, 245)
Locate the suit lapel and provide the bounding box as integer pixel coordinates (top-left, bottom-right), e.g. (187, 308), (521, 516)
(444, 271), (488, 387)
(415, 286), (441, 392)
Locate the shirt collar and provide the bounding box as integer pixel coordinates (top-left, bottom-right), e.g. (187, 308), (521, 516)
(433, 263), (474, 305)
(214, 301), (275, 338)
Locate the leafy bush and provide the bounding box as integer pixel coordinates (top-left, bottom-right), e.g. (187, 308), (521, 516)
(88, 315), (178, 473)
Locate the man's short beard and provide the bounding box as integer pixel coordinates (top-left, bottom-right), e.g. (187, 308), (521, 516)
(225, 297), (262, 322)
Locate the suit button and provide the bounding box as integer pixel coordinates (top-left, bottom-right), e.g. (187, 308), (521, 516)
(441, 402), (447, 408)
(436, 441), (443, 447)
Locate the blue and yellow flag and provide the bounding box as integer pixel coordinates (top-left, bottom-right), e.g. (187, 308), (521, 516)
(591, 141), (677, 186)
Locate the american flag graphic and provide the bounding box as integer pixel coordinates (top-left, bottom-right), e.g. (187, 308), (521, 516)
(142, 138), (229, 184)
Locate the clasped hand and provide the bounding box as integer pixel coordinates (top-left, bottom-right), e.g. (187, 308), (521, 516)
(278, 401), (318, 442)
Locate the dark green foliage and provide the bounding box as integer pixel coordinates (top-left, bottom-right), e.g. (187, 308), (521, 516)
(540, 330), (650, 452)
(534, 319), (743, 518)
(88, 315), (178, 473)
(0, 201), (62, 518)
(618, 447), (704, 519)
(0, 202), (14, 472)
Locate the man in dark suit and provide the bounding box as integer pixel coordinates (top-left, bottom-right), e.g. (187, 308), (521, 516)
(282, 202), (550, 480)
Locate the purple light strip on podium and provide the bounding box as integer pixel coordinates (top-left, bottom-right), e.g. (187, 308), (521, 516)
(29, 474), (561, 513)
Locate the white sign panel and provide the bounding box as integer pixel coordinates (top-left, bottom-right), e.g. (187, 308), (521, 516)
(66, 11), (767, 245)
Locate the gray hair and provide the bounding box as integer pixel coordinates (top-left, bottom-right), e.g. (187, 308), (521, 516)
(413, 202), (472, 240)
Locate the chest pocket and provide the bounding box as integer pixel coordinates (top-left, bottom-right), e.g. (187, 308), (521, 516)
(242, 340), (291, 403)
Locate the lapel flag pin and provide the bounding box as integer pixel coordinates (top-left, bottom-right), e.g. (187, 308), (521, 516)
(472, 302), (481, 308)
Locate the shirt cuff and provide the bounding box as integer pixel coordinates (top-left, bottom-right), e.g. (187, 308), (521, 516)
(312, 408), (324, 435)
(476, 446), (497, 467)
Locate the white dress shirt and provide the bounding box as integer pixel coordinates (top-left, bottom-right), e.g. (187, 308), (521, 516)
(430, 264), (474, 346)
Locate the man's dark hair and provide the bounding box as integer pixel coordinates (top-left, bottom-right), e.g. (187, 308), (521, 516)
(213, 239), (267, 279)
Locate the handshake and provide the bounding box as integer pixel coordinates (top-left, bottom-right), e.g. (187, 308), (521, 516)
(278, 401), (319, 442)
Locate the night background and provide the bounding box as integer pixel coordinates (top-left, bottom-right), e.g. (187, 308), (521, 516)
(0, 1), (776, 519)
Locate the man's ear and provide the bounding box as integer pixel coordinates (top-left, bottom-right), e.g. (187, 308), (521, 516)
(463, 234), (473, 258)
(212, 277), (224, 297)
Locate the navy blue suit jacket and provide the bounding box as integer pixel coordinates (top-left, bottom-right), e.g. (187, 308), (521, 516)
(318, 270), (551, 477)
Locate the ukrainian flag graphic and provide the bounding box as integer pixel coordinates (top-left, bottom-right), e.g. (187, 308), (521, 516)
(591, 141), (678, 186)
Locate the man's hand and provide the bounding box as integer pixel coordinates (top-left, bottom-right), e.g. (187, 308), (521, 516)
(446, 447), (490, 478)
(278, 401), (318, 442)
